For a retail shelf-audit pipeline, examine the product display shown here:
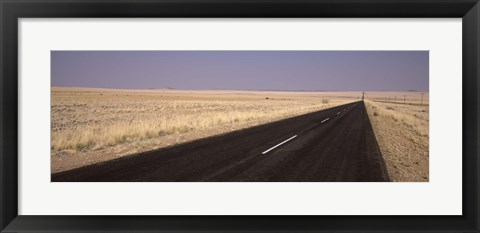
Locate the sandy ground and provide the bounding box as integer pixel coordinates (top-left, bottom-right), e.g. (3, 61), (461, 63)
(364, 99), (429, 182)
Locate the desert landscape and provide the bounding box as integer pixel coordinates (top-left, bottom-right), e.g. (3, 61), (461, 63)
(364, 92), (429, 182)
(51, 87), (359, 173)
(51, 50), (429, 182)
(51, 87), (428, 182)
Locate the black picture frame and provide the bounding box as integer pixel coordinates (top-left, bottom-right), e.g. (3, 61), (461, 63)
(1, 0), (479, 232)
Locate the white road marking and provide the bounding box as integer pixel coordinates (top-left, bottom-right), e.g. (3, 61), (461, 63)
(337, 112), (341, 115)
(321, 118), (330, 123)
(262, 135), (298, 155)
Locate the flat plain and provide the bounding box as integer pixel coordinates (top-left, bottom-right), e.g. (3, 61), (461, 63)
(51, 87), (358, 173)
(51, 88), (429, 182)
(364, 92), (429, 182)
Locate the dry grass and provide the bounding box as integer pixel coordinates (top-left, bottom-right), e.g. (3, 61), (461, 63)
(364, 97), (429, 182)
(51, 87), (359, 172)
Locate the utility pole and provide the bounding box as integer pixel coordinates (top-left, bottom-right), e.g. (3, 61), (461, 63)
(403, 95), (406, 104)
(362, 91), (365, 101)
(420, 93), (424, 106)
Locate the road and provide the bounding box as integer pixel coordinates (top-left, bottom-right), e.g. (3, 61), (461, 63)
(52, 101), (390, 182)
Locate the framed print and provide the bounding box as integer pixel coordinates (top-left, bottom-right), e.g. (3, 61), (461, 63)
(1, 0), (479, 232)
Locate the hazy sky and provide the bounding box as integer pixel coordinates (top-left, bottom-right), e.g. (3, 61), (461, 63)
(51, 51), (428, 91)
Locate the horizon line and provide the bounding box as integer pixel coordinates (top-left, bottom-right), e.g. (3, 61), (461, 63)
(51, 86), (429, 93)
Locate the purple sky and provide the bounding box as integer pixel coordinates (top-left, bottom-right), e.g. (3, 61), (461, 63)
(51, 51), (428, 91)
